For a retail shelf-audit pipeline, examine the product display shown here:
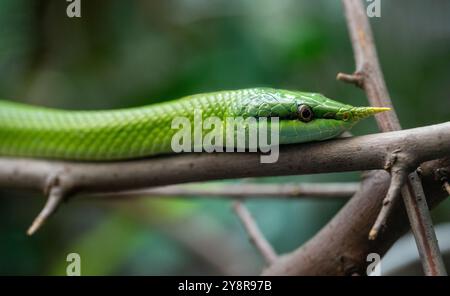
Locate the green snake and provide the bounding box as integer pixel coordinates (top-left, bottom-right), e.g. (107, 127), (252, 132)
(0, 88), (388, 161)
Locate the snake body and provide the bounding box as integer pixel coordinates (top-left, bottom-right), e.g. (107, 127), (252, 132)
(0, 88), (388, 161)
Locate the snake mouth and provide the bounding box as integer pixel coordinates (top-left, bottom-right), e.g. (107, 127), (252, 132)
(277, 118), (355, 145)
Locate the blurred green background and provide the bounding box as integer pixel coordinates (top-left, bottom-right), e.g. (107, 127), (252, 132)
(0, 0), (449, 275)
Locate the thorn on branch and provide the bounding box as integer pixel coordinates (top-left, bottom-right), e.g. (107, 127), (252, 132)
(27, 173), (69, 236)
(232, 201), (277, 265)
(369, 164), (409, 240)
(27, 187), (65, 235)
(444, 182), (450, 196)
(336, 72), (364, 88)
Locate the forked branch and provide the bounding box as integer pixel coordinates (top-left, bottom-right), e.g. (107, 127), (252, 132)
(339, 0), (446, 275)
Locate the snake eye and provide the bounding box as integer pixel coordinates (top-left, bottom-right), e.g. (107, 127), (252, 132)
(298, 104), (314, 122)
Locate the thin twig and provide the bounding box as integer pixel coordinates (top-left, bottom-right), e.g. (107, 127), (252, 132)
(232, 201), (278, 265)
(82, 182), (359, 200)
(336, 72), (364, 88)
(340, 0), (446, 275)
(162, 215), (259, 275)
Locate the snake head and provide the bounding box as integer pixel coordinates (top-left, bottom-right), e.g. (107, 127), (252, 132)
(239, 88), (391, 144)
(246, 89), (390, 123)
(304, 93), (391, 123)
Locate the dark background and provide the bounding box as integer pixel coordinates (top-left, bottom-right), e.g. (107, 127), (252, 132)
(0, 0), (449, 275)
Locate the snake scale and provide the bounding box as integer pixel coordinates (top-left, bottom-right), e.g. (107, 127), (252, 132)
(0, 88), (389, 161)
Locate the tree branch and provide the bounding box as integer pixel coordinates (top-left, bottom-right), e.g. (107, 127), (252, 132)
(262, 158), (450, 275)
(401, 171), (447, 275)
(81, 182), (359, 200)
(1, 123), (448, 194)
(1, 122), (449, 235)
(337, 0), (400, 132)
(338, 0), (446, 275)
(263, 0), (448, 276)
